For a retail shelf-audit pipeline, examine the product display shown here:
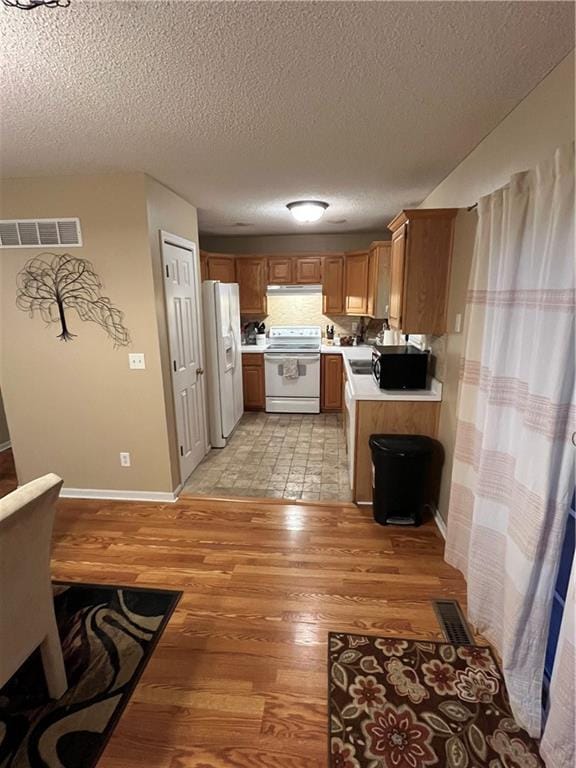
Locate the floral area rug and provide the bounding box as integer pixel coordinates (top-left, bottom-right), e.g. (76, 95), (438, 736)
(328, 633), (543, 768)
(0, 582), (181, 768)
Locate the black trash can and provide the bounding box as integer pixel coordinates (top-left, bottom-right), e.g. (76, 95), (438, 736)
(369, 434), (436, 526)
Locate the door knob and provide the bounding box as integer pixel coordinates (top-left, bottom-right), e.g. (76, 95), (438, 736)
(196, 367), (204, 376)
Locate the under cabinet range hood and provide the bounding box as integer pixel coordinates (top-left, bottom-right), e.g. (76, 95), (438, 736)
(266, 284), (322, 295)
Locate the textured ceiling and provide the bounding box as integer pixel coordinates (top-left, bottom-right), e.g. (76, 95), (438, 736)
(1, 1), (574, 235)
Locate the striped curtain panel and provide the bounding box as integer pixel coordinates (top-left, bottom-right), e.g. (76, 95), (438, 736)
(445, 144), (575, 740)
(541, 555), (575, 767)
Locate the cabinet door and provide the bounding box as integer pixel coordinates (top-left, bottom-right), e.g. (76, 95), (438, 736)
(366, 247), (379, 318)
(268, 257), (293, 285)
(389, 227), (406, 329)
(242, 355), (265, 410)
(295, 256), (322, 284)
(367, 242), (391, 319)
(236, 257), (267, 315)
(207, 254), (236, 283)
(322, 255), (345, 315)
(345, 251), (369, 315)
(321, 354), (343, 411)
(402, 215), (454, 334)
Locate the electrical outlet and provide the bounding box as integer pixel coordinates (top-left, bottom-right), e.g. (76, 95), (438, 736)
(454, 313), (463, 333)
(119, 452), (131, 467)
(129, 353), (146, 370)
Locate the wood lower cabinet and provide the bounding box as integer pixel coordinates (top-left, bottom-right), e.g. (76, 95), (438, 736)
(295, 256), (322, 284)
(241, 353), (265, 411)
(387, 209), (457, 334)
(345, 251), (370, 315)
(353, 399), (440, 502)
(206, 253), (236, 283)
(321, 354), (343, 412)
(236, 257), (267, 315)
(322, 255), (345, 315)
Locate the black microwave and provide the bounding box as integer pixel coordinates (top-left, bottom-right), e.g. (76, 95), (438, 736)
(372, 345), (429, 390)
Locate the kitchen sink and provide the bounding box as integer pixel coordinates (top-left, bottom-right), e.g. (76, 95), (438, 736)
(349, 359), (373, 375)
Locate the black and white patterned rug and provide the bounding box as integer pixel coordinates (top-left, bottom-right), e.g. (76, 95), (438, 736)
(0, 582), (181, 767)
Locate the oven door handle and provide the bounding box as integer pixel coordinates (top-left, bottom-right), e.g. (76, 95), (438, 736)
(265, 354), (320, 362)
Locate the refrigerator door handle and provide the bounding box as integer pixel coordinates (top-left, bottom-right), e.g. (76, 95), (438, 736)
(230, 325), (238, 371)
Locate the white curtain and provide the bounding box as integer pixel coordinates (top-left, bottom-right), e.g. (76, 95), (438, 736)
(445, 144), (575, 740)
(541, 555), (575, 767)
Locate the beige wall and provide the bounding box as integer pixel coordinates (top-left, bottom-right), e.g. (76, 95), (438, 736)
(422, 51), (575, 522)
(0, 173), (185, 493)
(0, 390), (10, 446)
(144, 176), (201, 490)
(200, 230), (388, 254)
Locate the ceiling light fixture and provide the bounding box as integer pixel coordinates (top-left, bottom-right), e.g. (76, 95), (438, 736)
(287, 200), (329, 224)
(2, 0), (70, 9)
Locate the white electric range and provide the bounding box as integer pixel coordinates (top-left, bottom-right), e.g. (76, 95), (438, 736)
(264, 326), (322, 413)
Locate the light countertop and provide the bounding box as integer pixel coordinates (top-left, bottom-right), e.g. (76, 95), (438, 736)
(322, 345), (442, 401)
(240, 343), (374, 354)
(241, 343), (442, 402)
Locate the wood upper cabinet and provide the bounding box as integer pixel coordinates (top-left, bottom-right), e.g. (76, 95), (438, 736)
(268, 255), (322, 285)
(321, 354), (343, 412)
(241, 353), (265, 411)
(387, 209), (457, 334)
(295, 256), (322, 284)
(389, 227), (406, 330)
(345, 251), (370, 315)
(206, 253), (236, 283)
(199, 250), (208, 282)
(236, 257), (268, 315)
(367, 241), (391, 319)
(322, 255), (345, 315)
(268, 257), (293, 285)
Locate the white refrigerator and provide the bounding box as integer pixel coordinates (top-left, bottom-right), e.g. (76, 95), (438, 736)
(202, 280), (244, 448)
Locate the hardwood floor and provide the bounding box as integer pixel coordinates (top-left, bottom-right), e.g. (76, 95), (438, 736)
(1, 451), (467, 766)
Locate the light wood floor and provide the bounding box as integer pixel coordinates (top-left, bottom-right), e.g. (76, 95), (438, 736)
(56, 498), (465, 767)
(1, 452), (467, 766)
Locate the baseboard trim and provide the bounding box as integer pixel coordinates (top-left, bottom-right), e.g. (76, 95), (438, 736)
(178, 491), (357, 508)
(0, 440), (11, 452)
(60, 487), (179, 503)
(433, 507), (447, 539)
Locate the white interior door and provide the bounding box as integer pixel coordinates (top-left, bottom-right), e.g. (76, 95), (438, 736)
(161, 233), (207, 483)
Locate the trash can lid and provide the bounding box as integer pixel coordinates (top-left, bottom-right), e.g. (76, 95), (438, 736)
(369, 434), (436, 456)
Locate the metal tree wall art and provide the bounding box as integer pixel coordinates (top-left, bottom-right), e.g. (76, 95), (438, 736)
(2, 0), (70, 9)
(16, 253), (130, 347)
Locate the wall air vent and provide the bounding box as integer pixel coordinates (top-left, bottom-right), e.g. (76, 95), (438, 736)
(0, 218), (82, 248)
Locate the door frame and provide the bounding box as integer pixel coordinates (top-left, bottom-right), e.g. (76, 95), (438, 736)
(160, 230), (209, 487)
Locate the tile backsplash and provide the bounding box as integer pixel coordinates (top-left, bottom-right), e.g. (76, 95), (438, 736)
(241, 291), (449, 380)
(242, 293), (359, 336)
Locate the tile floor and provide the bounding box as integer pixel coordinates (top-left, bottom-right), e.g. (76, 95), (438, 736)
(182, 412), (352, 501)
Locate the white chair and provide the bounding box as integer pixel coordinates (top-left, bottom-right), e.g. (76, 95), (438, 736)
(0, 473), (68, 699)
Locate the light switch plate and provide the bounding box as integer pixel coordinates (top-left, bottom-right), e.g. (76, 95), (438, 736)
(129, 353), (146, 370)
